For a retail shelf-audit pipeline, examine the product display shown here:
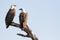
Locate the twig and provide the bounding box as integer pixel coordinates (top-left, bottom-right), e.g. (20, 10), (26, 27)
(17, 33), (30, 37)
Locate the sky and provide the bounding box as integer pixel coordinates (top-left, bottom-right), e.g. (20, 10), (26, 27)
(0, 0), (60, 40)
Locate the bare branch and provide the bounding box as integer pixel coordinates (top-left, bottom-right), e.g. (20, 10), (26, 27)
(10, 22), (38, 40)
(10, 22), (20, 28)
(17, 33), (30, 37)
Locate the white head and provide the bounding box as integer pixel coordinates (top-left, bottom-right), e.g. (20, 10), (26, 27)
(19, 8), (27, 13)
(10, 4), (16, 9)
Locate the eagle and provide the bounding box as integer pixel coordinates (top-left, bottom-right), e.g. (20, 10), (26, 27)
(5, 5), (16, 29)
(19, 8), (28, 30)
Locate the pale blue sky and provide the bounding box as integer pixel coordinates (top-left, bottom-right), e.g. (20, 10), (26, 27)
(0, 0), (60, 40)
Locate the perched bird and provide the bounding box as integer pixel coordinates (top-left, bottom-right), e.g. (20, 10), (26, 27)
(5, 4), (16, 29)
(19, 8), (28, 29)
(18, 8), (30, 36)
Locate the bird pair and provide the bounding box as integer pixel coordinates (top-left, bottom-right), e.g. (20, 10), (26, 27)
(5, 4), (28, 30)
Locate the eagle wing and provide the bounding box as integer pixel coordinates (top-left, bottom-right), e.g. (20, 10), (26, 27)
(19, 12), (28, 29)
(5, 9), (15, 28)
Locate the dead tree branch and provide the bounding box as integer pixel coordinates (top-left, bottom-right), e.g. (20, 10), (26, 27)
(10, 22), (38, 40)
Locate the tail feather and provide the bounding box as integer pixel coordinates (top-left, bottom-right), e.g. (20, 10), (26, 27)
(6, 25), (9, 29)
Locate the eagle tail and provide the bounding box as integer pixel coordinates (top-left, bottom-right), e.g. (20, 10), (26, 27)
(6, 25), (9, 29)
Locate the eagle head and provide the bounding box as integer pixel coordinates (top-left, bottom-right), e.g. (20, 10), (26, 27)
(19, 8), (27, 13)
(11, 4), (16, 9)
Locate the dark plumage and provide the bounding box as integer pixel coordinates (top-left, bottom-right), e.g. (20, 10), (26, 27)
(5, 5), (16, 29)
(19, 8), (28, 29)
